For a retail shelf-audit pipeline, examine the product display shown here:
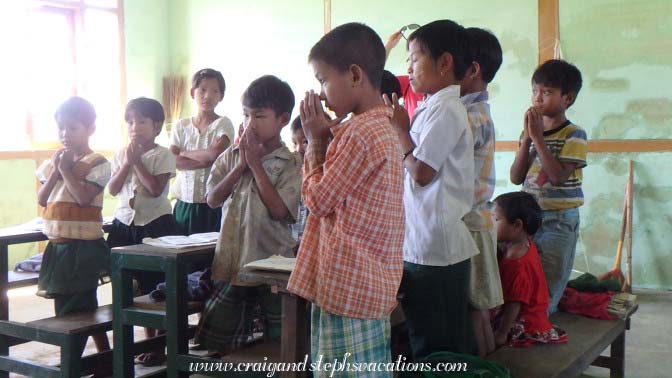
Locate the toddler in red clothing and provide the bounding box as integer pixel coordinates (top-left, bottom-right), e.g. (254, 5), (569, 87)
(492, 192), (568, 347)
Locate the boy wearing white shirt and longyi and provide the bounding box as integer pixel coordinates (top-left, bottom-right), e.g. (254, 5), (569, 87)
(386, 19), (478, 360)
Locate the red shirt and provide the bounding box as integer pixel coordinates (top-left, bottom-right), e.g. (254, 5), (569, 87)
(498, 240), (553, 332)
(397, 75), (424, 119)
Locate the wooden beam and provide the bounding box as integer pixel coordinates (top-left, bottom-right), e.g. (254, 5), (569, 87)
(496, 139), (672, 153)
(538, 0), (560, 63)
(324, 0), (331, 34)
(118, 0), (128, 136)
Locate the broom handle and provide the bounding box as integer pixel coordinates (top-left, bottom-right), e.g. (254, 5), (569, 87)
(613, 176), (629, 271)
(625, 160), (634, 288)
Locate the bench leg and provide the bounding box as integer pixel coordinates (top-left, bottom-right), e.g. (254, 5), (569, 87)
(0, 244), (9, 378)
(610, 331), (625, 378)
(60, 337), (87, 378)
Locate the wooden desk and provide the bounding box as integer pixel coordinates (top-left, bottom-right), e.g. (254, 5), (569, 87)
(111, 244), (311, 378)
(237, 268), (310, 378)
(110, 243), (214, 378)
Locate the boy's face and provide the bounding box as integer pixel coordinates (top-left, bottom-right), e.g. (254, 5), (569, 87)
(192, 77), (224, 112)
(531, 83), (573, 117)
(126, 110), (159, 145)
(407, 39), (447, 96)
(291, 128), (307, 158)
(242, 106), (286, 144)
(56, 114), (92, 150)
(310, 59), (355, 117)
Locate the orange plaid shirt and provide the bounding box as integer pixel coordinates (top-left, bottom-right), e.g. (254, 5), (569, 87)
(287, 106), (405, 319)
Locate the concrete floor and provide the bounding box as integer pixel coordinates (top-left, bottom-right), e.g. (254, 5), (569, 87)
(3, 285), (671, 377)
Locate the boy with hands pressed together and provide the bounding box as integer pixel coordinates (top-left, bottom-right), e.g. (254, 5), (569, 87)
(196, 75), (302, 354)
(510, 59), (587, 314)
(288, 23), (405, 376)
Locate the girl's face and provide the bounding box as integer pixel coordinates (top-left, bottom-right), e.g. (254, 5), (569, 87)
(126, 110), (159, 145)
(407, 39), (447, 96)
(494, 204), (518, 243)
(292, 128), (308, 158)
(193, 77), (224, 113)
(56, 115), (92, 150)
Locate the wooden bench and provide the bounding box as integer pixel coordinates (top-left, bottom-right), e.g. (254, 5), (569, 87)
(488, 310), (636, 378)
(0, 296), (203, 378)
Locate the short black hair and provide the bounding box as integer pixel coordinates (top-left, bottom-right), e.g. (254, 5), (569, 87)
(494, 191), (542, 235)
(380, 70), (402, 98)
(242, 75), (295, 117)
(192, 68), (226, 94)
(532, 59), (583, 98)
(290, 116), (303, 133)
(308, 22), (386, 88)
(125, 97), (165, 131)
(466, 27), (502, 83)
(54, 96), (96, 127)
(408, 20), (469, 80)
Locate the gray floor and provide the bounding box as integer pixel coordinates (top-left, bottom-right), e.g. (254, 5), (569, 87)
(580, 288), (672, 378)
(3, 285), (671, 377)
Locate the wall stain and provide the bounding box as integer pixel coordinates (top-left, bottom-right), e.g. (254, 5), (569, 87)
(638, 185), (672, 203)
(499, 30), (535, 77)
(626, 98), (672, 125)
(602, 156), (628, 175)
(592, 113), (636, 139)
(591, 98), (672, 139)
(590, 78), (629, 92)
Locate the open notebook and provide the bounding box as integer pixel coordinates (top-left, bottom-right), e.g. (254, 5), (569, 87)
(244, 255), (296, 273)
(142, 232), (219, 249)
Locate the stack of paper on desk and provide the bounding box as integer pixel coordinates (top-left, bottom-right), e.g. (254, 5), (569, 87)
(244, 255), (296, 273)
(607, 292), (638, 319)
(142, 232), (219, 249)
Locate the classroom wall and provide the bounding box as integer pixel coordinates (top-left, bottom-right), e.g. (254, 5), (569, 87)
(3, 1), (670, 288)
(162, 0), (325, 143)
(559, 0), (672, 290)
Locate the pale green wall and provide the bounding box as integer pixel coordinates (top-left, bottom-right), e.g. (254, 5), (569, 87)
(162, 0), (324, 143)
(0, 161), (41, 265)
(559, 0), (672, 290)
(123, 0), (172, 101)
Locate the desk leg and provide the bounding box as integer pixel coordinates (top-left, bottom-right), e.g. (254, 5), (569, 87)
(0, 244), (7, 378)
(112, 256), (135, 378)
(165, 261), (189, 378)
(281, 294), (309, 378)
(610, 331), (625, 378)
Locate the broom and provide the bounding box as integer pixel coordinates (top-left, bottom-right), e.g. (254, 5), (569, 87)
(623, 161), (634, 293)
(162, 75), (186, 135)
(597, 160), (634, 290)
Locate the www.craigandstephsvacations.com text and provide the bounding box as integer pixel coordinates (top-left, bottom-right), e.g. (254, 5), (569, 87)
(189, 354), (467, 377)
